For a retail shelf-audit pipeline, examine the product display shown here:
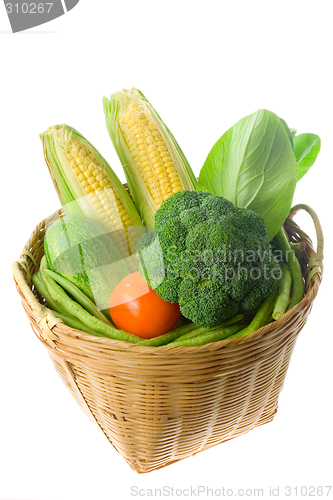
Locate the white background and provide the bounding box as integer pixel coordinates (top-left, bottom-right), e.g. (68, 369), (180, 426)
(1, 1), (332, 499)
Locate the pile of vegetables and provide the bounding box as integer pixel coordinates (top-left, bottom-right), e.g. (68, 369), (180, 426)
(32, 88), (321, 346)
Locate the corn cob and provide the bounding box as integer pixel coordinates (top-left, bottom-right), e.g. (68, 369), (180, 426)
(41, 125), (144, 268)
(103, 88), (197, 227)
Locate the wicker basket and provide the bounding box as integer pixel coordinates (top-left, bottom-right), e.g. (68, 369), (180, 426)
(12, 204), (323, 473)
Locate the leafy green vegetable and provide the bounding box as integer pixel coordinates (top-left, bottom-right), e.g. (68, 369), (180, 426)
(290, 128), (297, 141)
(293, 133), (321, 181)
(197, 109), (298, 240)
(280, 118), (294, 147)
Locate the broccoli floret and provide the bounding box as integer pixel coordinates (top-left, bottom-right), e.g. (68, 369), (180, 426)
(137, 191), (282, 328)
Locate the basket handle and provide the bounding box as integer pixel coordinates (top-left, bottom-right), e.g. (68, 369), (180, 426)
(289, 204), (324, 287)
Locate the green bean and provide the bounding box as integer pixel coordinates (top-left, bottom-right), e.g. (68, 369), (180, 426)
(138, 322), (200, 346)
(32, 271), (68, 315)
(171, 313), (245, 343)
(166, 323), (245, 347)
(272, 263), (292, 320)
(261, 311), (274, 327)
(290, 242), (305, 253)
(167, 325), (215, 343)
(289, 242), (305, 264)
(223, 313), (245, 326)
(33, 272), (104, 335)
(40, 269), (142, 343)
(223, 292), (277, 341)
(48, 309), (101, 336)
(42, 268), (112, 325)
(138, 313), (247, 347)
(275, 228), (304, 309)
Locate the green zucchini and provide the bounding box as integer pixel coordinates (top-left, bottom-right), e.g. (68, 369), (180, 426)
(44, 214), (129, 316)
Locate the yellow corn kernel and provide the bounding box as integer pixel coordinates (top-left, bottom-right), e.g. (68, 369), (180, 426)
(62, 138), (137, 264)
(104, 89), (198, 227)
(119, 104), (186, 210)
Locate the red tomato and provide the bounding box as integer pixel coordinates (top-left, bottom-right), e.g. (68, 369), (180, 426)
(109, 272), (181, 339)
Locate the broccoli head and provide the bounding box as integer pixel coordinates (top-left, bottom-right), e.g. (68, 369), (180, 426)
(137, 190), (282, 328)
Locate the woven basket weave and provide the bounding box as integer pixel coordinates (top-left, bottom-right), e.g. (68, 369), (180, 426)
(12, 204), (323, 473)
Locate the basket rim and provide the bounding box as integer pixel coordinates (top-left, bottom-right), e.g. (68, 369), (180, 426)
(47, 271), (321, 353)
(12, 204), (323, 354)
